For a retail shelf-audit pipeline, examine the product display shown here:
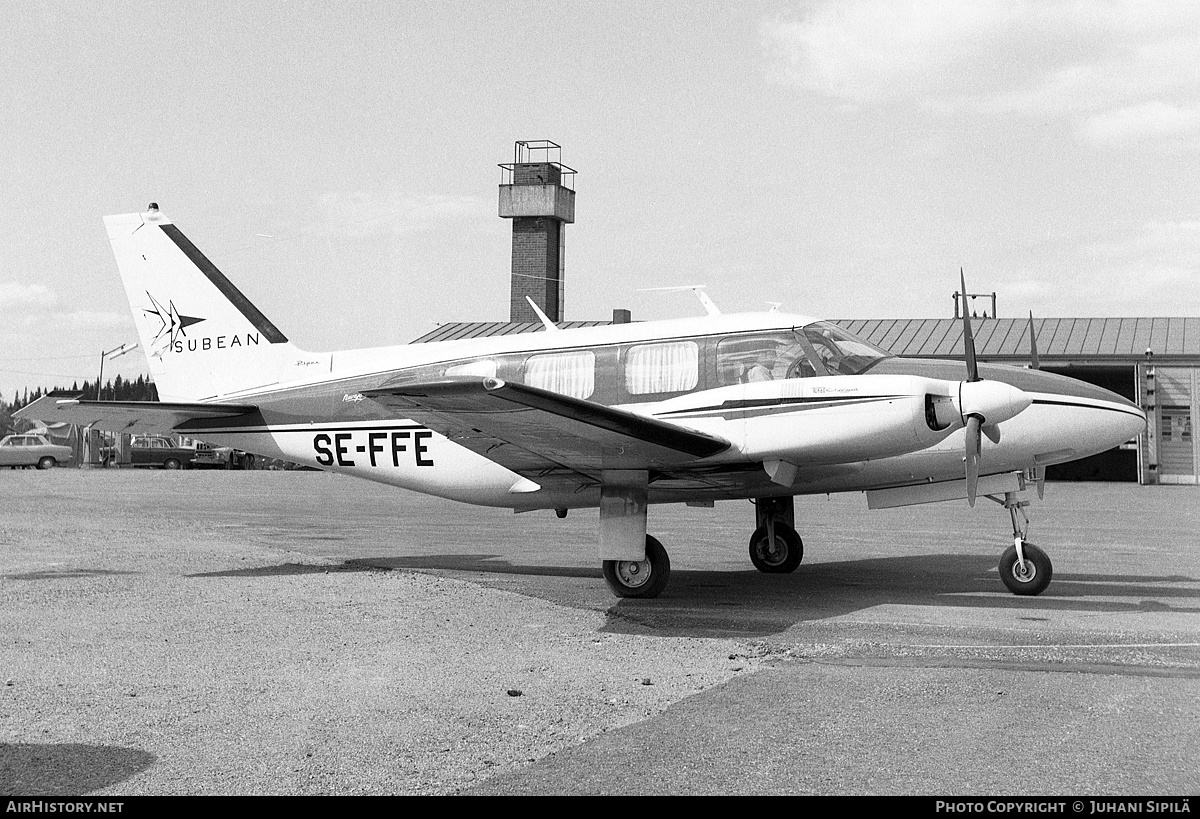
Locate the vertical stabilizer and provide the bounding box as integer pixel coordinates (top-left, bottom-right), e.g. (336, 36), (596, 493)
(106, 205), (324, 402)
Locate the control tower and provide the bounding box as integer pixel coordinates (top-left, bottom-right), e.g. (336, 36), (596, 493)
(498, 140), (576, 323)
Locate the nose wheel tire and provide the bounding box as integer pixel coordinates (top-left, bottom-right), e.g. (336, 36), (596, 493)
(748, 522), (804, 573)
(999, 542), (1053, 596)
(602, 535), (671, 599)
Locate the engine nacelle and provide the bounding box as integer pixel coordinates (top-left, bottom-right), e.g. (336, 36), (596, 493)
(737, 375), (961, 465)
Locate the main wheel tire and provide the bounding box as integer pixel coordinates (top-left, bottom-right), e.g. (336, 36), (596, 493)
(748, 522), (803, 573)
(36, 456), (56, 470)
(999, 542), (1053, 596)
(602, 535), (671, 599)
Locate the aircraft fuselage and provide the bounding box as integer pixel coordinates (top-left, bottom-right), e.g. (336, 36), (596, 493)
(174, 316), (1145, 509)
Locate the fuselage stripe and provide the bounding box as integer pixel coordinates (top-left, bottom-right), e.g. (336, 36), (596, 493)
(1030, 397), (1145, 420)
(184, 423), (427, 435)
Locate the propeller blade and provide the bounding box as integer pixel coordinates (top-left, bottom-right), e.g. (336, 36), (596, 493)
(982, 423), (1001, 444)
(960, 269), (979, 382)
(1027, 311), (1040, 370)
(965, 414), (982, 507)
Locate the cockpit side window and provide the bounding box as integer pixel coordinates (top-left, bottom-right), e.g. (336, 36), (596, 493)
(715, 332), (812, 386)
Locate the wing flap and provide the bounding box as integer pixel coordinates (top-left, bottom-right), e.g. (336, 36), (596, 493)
(364, 378), (730, 475)
(15, 392), (258, 434)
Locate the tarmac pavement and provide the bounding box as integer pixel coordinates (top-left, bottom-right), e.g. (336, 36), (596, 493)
(1, 470), (1197, 795)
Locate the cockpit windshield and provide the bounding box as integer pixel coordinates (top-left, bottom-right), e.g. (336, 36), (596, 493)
(715, 322), (891, 385)
(797, 321), (891, 376)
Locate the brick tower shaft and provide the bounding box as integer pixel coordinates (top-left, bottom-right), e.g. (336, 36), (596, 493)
(498, 142), (575, 323)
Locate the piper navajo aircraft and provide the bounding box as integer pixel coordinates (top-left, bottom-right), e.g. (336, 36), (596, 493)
(19, 205), (1146, 599)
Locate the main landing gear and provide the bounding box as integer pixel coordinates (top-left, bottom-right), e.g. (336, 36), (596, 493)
(986, 489), (1053, 596)
(748, 496), (803, 574)
(602, 535), (671, 599)
(596, 484), (805, 599)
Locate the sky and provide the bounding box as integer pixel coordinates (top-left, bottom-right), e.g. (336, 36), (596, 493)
(2, 0), (1198, 401)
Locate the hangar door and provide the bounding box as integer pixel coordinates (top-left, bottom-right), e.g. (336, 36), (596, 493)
(1157, 367), (1197, 484)
(1043, 365), (1139, 482)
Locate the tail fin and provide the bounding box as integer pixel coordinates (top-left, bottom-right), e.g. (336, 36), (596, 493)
(106, 205), (325, 402)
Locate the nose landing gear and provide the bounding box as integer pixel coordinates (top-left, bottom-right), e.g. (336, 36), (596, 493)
(988, 489), (1053, 596)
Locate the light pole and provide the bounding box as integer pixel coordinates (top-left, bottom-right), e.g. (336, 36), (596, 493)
(97, 343), (139, 400)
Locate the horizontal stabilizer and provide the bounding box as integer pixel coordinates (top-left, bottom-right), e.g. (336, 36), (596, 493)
(15, 392), (257, 434)
(365, 378), (730, 475)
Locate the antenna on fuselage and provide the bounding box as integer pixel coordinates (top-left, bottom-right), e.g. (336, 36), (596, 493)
(525, 296), (560, 332)
(638, 285), (721, 316)
(1026, 311), (1041, 370)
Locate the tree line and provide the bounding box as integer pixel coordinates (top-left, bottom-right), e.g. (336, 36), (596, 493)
(1, 375), (158, 435)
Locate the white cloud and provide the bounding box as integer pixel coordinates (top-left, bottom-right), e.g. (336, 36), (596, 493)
(762, 0), (999, 106)
(1076, 220), (1200, 313)
(1079, 101), (1200, 146)
(58, 309), (131, 329)
(763, 0), (1200, 142)
(1085, 219), (1200, 264)
(0, 282), (57, 310)
(0, 282), (128, 331)
(316, 190), (492, 240)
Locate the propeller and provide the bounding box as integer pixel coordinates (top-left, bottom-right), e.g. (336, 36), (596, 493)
(955, 270), (1032, 506)
(960, 270), (982, 506)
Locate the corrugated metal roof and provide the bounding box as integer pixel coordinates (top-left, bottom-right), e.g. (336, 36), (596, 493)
(411, 321), (611, 343)
(830, 317), (1200, 361)
(411, 317), (1200, 361)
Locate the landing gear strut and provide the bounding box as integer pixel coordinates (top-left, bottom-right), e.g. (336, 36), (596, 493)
(749, 497), (803, 573)
(987, 489), (1053, 596)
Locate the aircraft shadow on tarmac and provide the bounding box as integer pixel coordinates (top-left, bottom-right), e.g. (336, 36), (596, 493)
(0, 742), (154, 796)
(190, 554), (1200, 638)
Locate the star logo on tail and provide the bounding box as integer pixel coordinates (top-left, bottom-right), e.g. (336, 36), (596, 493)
(143, 292), (204, 353)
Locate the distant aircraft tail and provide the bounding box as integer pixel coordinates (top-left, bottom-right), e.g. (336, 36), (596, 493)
(106, 205), (324, 402)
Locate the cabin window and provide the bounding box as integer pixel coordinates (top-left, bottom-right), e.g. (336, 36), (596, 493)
(524, 350), (596, 399)
(445, 359), (497, 378)
(625, 341), (699, 395)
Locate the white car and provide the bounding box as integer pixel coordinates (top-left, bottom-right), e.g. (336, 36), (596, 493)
(0, 433), (73, 469)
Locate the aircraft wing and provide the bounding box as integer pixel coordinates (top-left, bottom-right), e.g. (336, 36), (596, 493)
(14, 392), (258, 434)
(365, 378), (731, 478)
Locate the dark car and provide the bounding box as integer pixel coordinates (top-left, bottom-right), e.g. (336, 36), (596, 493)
(128, 435), (195, 469)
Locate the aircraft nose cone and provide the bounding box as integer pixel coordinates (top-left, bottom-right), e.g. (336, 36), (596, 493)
(1038, 376), (1147, 458)
(1120, 400), (1149, 440)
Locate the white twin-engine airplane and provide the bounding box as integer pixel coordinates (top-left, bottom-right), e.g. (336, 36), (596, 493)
(20, 205), (1147, 599)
